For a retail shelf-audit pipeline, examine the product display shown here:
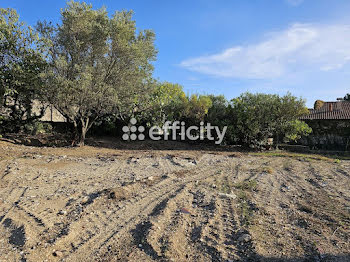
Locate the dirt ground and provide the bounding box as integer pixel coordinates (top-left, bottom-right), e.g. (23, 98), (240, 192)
(0, 139), (349, 262)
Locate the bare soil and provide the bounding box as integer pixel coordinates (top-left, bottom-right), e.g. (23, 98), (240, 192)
(0, 139), (349, 262)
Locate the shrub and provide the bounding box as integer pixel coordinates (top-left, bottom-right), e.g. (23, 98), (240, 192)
(24, 121), (52, 135)
(284, 120), (312, 142)
(228, 92), (311, 148)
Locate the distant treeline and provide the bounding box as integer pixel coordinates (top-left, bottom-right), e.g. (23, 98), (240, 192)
(0, 2), (311, 147)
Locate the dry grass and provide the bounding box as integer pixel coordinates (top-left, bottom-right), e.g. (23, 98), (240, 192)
(251, 150), (340, 162)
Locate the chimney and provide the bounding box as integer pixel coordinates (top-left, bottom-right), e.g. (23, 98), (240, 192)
(329, 103), (333, 112)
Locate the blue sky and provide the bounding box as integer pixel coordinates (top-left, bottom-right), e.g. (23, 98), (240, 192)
(3, 0), (350, 107)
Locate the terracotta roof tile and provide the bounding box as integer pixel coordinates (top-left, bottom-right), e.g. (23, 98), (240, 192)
(300, 101), (350, 120)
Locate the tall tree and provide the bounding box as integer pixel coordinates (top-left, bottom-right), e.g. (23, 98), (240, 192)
(38, 1), (157, 145)
(0, 8), (46, 132)
(183, 94), (212, 125)
(229, 92), (311, 148)
(206, 95), (229, 126)
(144, 81), (187, 126)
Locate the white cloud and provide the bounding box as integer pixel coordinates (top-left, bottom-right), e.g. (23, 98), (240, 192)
(187, 76), (199, 81)
(180, 23), (350, 79)
(285, 0), (304, 6)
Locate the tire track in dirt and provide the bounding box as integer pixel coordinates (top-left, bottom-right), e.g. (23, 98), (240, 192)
(2, 147), (349, 261)
(247, 158), (350, 259)
(96, 157), (237, 261)
(134, 170), (258, 262)
(94, 166), (226, 261)
(33, 155), (231, 261)
(200, 180), (257, 261)
(131, 185), (186, 260)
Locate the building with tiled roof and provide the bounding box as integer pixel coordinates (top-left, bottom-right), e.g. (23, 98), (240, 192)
(299, 99), (350, 150)
(300, 100), (350, 120)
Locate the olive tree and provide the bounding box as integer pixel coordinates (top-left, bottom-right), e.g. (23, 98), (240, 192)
(0, 8), (46, 132)
(38, 1), (156, 145)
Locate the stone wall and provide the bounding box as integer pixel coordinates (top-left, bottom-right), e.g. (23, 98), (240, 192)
(299, 120), (350, 150)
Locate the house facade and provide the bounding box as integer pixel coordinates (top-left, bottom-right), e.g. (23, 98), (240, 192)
(31, 100), (67, 123)
(299, 100), (350, 150)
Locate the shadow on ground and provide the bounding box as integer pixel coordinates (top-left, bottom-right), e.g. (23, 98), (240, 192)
(3, 134), (350, 161)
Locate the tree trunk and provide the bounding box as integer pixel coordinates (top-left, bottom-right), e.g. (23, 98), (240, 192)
(77, 117), (89, 146)
(79, 128), (86, 146)
(71, 117), (96, 147)
(71, 121), (79, 146)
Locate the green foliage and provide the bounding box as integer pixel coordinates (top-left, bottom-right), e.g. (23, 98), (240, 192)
(0, 4), (315, 149)
(314, 100), (324, 110)
(251, 151), (335, 162)
(141, 82), (213, 127)
(144, 81), (187, 126)
(0, 115), (4, 135)
(204, 95), (230, 141)
(234, 179), (258, 191)
(24, 121), (52, 135)
(229, 93), (278, 146)
(228, 92), (311, 148)
(37, 1), (157, 145)
(284, 120), (312, 141)
(206, 95), (229, 125)
(90, 116), (119, 136)
(0, 8), (46, 132)
(183, 94), (212, 125)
